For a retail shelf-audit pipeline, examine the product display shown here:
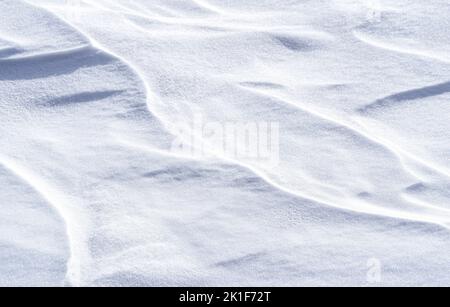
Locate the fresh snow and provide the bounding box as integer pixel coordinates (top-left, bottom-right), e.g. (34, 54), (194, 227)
(1, 0), (450, 286)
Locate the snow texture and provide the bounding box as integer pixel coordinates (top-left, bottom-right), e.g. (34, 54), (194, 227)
(1, 0), (450, 286)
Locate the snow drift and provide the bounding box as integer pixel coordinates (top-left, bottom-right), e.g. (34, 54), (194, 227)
(1, 0), (450, 286)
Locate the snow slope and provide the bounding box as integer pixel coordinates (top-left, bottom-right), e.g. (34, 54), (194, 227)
(1, 0), (450, 286)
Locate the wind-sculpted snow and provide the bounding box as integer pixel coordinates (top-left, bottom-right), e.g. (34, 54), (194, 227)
(1, 0), (450, 286)
(0, 162), (69, 286)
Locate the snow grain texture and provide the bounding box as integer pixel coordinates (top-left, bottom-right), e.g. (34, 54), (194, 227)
(0, 0), (449, 286)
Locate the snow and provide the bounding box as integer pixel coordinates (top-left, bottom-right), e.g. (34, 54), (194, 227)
(1, 0), (450, 286)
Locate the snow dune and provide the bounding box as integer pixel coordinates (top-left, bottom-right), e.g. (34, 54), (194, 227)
(1, 0), (450, 286)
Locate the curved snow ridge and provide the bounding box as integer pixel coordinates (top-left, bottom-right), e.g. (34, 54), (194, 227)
(146, 103), (450, 226)
(1, 1), (157, 286)
(353, 117), (450, 194)
(1, 0), (179, 286)
(241, 86), (450, 194)
(0, 155), (83, 286)
(94, 139), (450, 286)
(121, 135), (450, 230)
(23, 1), (176, 140)
(0, 163), (69, 286)
(8, 0), (450, 286)
(32, 0), (450, 227)
(223, 87), (450, 219)
(353, 31), (450, 64)
(54, 43), (419, 226)
(240, 87), (420, 175)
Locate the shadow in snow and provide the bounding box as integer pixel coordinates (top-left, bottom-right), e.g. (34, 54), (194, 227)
(359, 81), (450, 113)
(0, 48), (114, 81)
(42, 90), (125, 107)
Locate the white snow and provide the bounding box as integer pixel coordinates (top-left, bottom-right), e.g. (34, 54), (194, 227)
(1, 0), (450, 286)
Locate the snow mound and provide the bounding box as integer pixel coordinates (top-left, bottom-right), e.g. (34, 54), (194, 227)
(1, 0), (450, 286)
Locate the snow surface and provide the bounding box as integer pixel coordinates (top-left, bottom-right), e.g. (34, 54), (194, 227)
(1, 0), (450, 286)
